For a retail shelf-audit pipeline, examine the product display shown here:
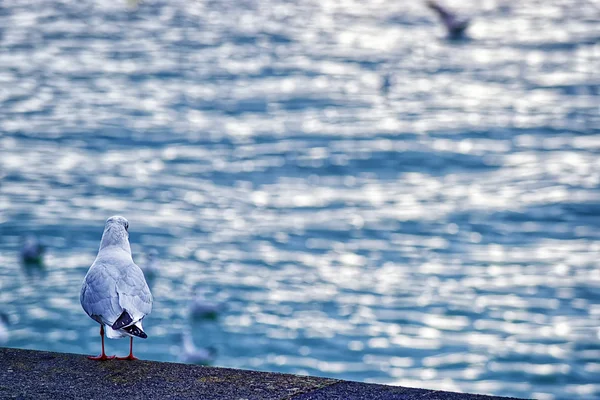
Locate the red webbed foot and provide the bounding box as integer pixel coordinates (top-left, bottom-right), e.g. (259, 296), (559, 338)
(116, 354), (139, 361)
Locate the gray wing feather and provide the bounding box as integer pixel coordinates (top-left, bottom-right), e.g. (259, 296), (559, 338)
(116, 262), (153, 321)
(81, 260), (152, 326)
(80, 265), (122, 325)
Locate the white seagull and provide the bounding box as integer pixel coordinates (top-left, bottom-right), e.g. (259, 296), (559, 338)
(20, 235), (46, 265)
(80, 216), (153, 360)
(426, 0), (470, 39)
(188, 287), (224, 321)
(178, 329), (217, 365)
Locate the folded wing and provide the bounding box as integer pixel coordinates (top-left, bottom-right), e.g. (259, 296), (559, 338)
(116, 261), (153, 325)
(80, 260), (152, 328)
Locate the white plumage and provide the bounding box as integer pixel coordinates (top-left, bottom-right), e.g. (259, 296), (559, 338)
(80, 216), (152, 359)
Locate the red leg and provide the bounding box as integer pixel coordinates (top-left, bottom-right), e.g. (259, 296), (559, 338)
(88, 325), (115, 361)
(116, 337), (139, 360)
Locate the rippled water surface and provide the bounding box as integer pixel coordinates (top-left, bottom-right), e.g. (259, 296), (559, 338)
(1, 0), (600, 398)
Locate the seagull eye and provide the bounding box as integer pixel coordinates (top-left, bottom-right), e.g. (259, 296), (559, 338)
(125, 222), (129, 231)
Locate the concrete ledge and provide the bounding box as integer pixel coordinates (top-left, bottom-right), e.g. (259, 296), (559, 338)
(0, 347), (523, 399)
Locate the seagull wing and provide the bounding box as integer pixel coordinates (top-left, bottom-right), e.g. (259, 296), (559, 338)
(116, 261), (153, 324)
(80, 262), (122, 325)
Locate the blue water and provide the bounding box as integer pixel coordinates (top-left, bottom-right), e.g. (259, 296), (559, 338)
(1, 0), (599, 398)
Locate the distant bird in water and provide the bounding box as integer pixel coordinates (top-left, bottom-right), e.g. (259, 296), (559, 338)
(177, 329), (217, 365)
(188, 287), (224, 321)
(80, 216), (153, 360)
(426, 0), (470, 39)
(380, 73), (392, 97)
(0, 313), (10, 345)
(141, 248), (159, 281)
(20, 235), (46, 265)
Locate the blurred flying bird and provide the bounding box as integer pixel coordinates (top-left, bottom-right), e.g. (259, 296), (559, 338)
(426, 0), (470, 39)
(80, 216), (153, 360)
(178, 329), (217, 365)
(20, 235), (46, 265)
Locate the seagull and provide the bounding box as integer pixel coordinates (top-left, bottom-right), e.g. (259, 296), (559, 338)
(188, 287), (224, 321)
(0, 313), (9, 345)
(20, 235), (45, 265)
(426, 0), (470, 39)
(178, 329), (217, 365)
(80, 216), (153, 361)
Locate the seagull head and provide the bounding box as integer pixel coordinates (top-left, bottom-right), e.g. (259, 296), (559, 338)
(107, 215), (129, 231)
(99, 215), (131, 253)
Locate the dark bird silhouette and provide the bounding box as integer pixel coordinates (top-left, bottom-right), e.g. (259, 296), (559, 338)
(426, 1), (470, 39)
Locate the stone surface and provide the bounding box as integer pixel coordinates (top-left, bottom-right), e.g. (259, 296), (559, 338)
(0, 347), (523, 399)
(292, 381), (524, 400)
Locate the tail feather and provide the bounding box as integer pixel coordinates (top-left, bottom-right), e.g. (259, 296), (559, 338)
(112, 310), (133, 330)
(123, 324), (148, 339)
